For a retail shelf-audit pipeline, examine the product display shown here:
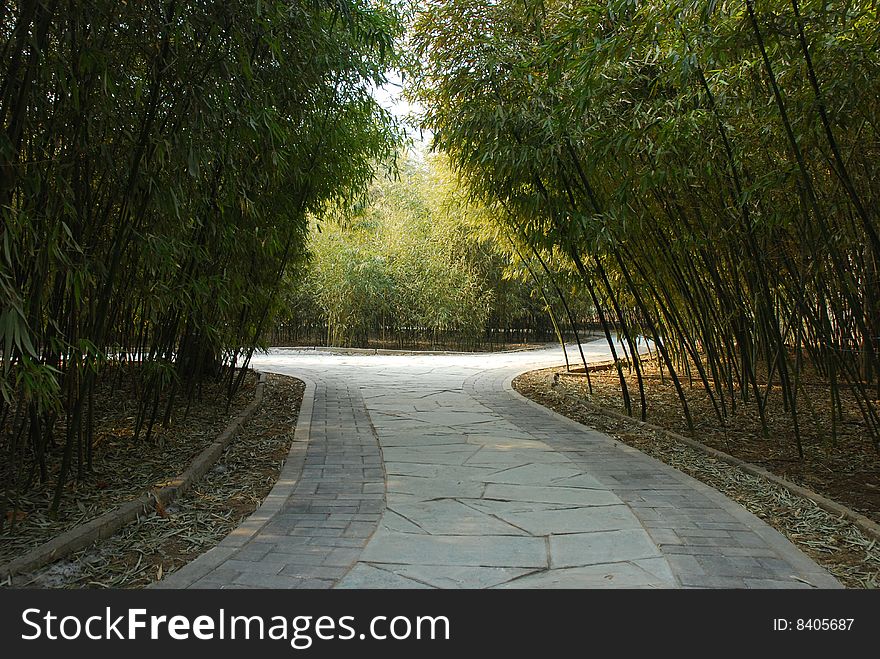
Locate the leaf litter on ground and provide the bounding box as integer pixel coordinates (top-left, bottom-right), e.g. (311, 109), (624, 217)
(4, 373), (303, 589)
(515, 367), (879, 589)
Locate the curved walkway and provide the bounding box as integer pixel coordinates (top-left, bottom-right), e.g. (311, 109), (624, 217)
(156, 342), (840, 589)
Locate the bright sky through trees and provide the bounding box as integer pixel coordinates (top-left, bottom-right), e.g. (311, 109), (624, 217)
(373, 70), (432, 146)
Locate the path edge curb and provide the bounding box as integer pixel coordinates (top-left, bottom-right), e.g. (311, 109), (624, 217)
(151, 374), (316, 588)
(1, 371), (268, 583)
(541, 368), (880, 544)
(501, 369), (843, 589)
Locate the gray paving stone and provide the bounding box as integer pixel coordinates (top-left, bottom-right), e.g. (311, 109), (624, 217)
(280, 565), (347, 580)
(678, 575), (749, 588)
(158, 342), (841, 590)
(232, 573), (311, 588)
(387, 475), (485, 500)
(488, 504), (642, 536)
(222, 544), (271, 562)
(389, 499), (528, 536)
(481, 463), (582, 485)
(483, 483), (621, 506)
(647, 528), (684, 545)
(222, 559), (287, 575)
(323, 548), (362, 567)
(550, 474), (608, 489)
(696, 555), (764, 577)
(678, 528), (735, 538)
(719, 546), (781, 558)
(335, 563), (433, 589)
(299, 579), (336, 589)
(729, 530), (778, 548)
(633, 557), (678, 583)
(287, 527), (345, 538)
(494, 563), (674, 589)
(263, 552), (327, 566)
(758, 556), (801, 572)
(465, 450), (573, 466)
(388, 564), (535, 589)
(662, 544), (734, 556)
(359, 531), (548, 568)
(345, 521), (378, 537)
(744, 578), (813, 589)
(190, 578), (240, 589)
(666, 554), (705, 577)
(549, 529), (663, 568)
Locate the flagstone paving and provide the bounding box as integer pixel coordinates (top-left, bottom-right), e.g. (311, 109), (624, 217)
(155, 342), (841, 589)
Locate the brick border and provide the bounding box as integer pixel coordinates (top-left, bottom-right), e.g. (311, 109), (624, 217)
(499, 372), (840, 588)
(152, 374), (316, 588)
(518, 366), (880, 543)
(1, 371), (267, 582)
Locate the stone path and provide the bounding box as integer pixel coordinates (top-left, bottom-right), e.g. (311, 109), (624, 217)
(156, 341), (841, 589)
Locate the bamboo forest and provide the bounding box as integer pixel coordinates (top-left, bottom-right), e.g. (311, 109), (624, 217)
(1, 0), (879, 592)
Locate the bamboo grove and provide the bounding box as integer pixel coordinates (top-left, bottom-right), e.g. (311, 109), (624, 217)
(273, 153), (587, 350)
(0, 0), (402, 523)
(409, 0), (880, 452)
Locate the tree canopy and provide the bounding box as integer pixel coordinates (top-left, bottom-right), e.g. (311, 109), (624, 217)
(0, 0), (404, 518)
(408, 0), (880, 450)
(4, 0), (879, 526)
(276, 152), (575, 349)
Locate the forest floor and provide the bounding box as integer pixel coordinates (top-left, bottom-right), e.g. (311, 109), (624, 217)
(5, 347), (876, 588)
(514, 362), (880, 588)
(1, 371), (303, 588)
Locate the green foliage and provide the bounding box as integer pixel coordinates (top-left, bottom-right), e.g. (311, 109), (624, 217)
(280, 152), (560, 348)
(0, 0), (403, 518)
(409, 0), (880, 448)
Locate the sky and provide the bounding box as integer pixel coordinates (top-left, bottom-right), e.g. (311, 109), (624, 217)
(372, 70), (433, 149)
(373, 71), (418, 120)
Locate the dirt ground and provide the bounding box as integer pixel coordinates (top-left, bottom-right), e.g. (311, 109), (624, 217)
(2, 372), (303, 588)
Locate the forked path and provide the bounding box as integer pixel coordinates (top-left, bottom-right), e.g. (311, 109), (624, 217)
(157, 342), (840, 589)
